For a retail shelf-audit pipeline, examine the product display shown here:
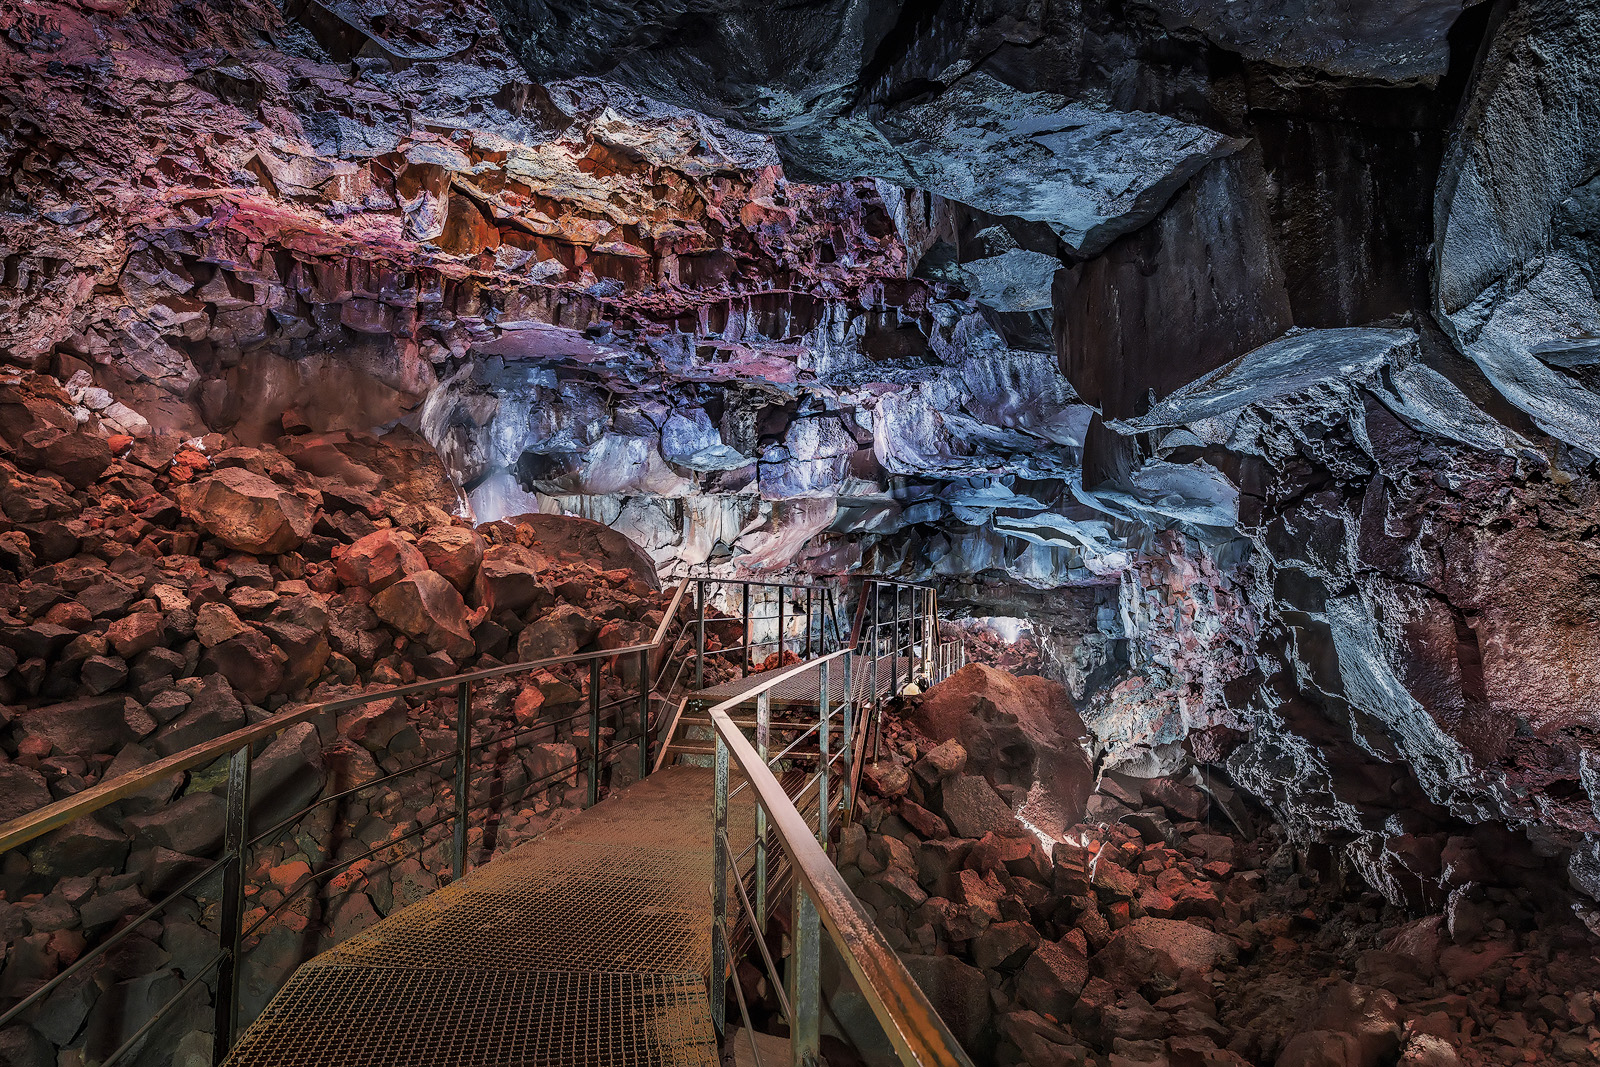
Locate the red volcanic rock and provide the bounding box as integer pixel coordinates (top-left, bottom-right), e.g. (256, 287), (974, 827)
(17, 429), (113, 489)
(515, 603), (600, 662)
(472, 551), (553, 616)
(1093, 917), (1237, 990)
(1017, 937), (1090, 1021)
(936, 773), (1029, 840)
(105, 612), (162, 658)
(199, 630), (285, 705)
(173, 467), (314, 554)
(417, 526), (484, 591)
(335, 528), (429, 592)
(914, 664), (1094, 836)
(480, 513), (659, 590)
(371, 570), (477, 661)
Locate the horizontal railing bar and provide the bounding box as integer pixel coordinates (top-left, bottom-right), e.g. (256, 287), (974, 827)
(243, 812), (457, 940)
(100, 947), (226, 1067)
(0, 585), (694, 856)
(0, 854), (226, 1027)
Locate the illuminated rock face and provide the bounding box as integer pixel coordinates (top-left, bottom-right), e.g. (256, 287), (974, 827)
(8, 0), (1600, 912)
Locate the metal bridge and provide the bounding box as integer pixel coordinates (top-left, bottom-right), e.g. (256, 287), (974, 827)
(0, 577), (971, 1067)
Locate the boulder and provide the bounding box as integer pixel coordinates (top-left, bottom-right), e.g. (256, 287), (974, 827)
(417, 525), (484, 590)
(1093, 917), (1238, 990)
(198, 630), (284, 705)
(19, 429), (113, 488)
(106, 612), (163, 658)
(1017, 937), (1090, 1021)
(515, 603), (600, 661)
(173, 467), (314, 553)
(29, 816), (129, 878)
(1276, 1032), (1364, 1067)
(194, 602), (251, 647)
(478, 512), (659, 589)
(373, 570), (476, 660)
(935, 773), (1028, 839)
(335, 528), (429, 591)
(472, 556), (553, 615)
(0, 762), (52, 822)
(125, 792), (226, 855)
(250, 722), (327, 831)
(898, 952), (992, 1051)
(914, 664), (1094, 835)
(15, 694), (135, 756)
(973, 920), (1041, 971)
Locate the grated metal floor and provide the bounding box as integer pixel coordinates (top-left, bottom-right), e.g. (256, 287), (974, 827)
(225, 766), (759, 1067)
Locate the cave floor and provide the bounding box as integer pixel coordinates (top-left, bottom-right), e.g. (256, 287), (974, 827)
(222, 765), (774, 1067)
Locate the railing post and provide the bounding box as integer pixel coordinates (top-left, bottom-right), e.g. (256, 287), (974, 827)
(711, 731), (730, 1034)
(869, 583), (879, 705)
(817, 659), (829, 844)
(695, 580), (706, 690)
(637, 649), (651, 781)
(841, 653), (854, 822)
(213, 744), (251, 1063)
(790, 883), (821, 1067)
(805, 587), (813, 659)
(741, 582), (751, 678)
(453, 681), (470, 879)
(893, 585), (902, 696)
(588, 659), (601, 807)
(776, 585), (785, 667)
(755, 691), (769, 927)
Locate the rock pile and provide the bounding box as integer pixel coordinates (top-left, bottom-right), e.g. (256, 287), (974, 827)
(826, 692), (1600, 1067)
(0, 371), (672, 1066)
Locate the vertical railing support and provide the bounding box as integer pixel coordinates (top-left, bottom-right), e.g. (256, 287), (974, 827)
(637, 649), (651, 781)
(841, 652), (854, 822)
(893, 585), (903, 696)
(711, 732), (730, 1034)
(755, 691), (769, 927)
(817, 659), (830, 844)
(452, 681), (471, 879)
(741, 582), (751, 678)
(587, 660), (602, 807)
(776, 586), (785, 667)
(869, 583), (879, 705)
(790, 883), (821, 1067)
(213, 745), (251, 1064)
(695, 580), (706, 690)
(805, 587), (813, 659)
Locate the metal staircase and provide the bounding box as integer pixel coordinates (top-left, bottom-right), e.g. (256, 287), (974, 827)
(0, 574), (971, 1067)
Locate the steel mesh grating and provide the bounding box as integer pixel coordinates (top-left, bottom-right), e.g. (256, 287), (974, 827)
(225, 965), (718, 1067)
(321, 841), (711, 974)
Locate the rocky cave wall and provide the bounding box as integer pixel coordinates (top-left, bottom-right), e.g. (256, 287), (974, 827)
(5, 0), (1600, 919)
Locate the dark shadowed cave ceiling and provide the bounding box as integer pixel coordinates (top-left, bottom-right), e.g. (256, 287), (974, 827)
(5, 0), (1600, 915)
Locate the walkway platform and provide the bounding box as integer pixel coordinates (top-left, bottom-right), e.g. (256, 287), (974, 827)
(224, 766), (769, 1067)
(691, 652), (916, 707)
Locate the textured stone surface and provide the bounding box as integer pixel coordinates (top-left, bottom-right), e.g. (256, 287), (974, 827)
(915, 665), (1095, 837)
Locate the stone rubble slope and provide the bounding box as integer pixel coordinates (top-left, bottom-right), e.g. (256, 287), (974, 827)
(823, 670), (1600, 1067)
(0, 370), (671, 1067)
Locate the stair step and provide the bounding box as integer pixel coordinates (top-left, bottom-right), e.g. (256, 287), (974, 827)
(665, 743), (826, 760)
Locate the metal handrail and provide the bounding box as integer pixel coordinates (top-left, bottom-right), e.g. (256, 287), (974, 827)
(0, 579), (693, 1063)
(0, 581), (690, 855)
(704, 650), (975, 1067)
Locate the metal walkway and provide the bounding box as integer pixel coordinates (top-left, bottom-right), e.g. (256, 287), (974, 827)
(224, 766), (769, 1067)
